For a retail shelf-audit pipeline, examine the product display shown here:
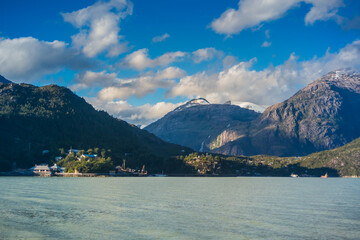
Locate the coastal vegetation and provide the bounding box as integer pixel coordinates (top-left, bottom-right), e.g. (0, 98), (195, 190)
(178, 136), (360, 177)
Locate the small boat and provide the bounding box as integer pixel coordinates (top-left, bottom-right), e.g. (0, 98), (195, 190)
(321, 173), (328, 178)
(290, 173), (299, 178)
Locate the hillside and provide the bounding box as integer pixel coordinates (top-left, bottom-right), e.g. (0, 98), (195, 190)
(180, 137), (360, 177)
(145, 98), (260, 152)
(0, 83), (191, 172)
(299, 137), (360, 176)
(0, 75), (11, 84)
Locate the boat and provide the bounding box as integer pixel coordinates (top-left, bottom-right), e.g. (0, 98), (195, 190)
(321, 173), (328, 178)
(290, 173), (299, 178)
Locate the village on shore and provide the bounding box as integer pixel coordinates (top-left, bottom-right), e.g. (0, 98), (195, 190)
(1, 148), (151, 177)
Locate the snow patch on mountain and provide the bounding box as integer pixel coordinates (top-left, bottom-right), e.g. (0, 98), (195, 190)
(232, 101), (267, 113)
(174, 98), (210, 111)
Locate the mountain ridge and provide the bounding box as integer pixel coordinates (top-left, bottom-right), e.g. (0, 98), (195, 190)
(145, 98), (260, 152)
(0, 82), (191, 172)
(0, 75), (11, 84)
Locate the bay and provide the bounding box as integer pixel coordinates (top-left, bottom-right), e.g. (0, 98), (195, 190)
(0, 177), (359, 240)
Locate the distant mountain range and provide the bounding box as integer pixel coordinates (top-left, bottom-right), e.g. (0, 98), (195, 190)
(146, 69), (360, 157)
(0, 82), (190, 172)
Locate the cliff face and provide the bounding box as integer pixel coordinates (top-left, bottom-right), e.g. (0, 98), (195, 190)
(214, 70), (360, 156)
(145, 101), (260, 152)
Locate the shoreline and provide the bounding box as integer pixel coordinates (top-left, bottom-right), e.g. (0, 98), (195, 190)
(0, 172), (358, 178)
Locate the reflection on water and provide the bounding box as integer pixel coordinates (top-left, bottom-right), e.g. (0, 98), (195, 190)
(0, 177), (359, 240)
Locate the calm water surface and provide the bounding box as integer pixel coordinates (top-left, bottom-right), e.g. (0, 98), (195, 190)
(0, 177), (359, 240)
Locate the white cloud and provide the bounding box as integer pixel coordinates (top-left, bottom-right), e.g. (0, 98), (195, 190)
(87, 97), (184, 127)
(265, 29), (270, 39)
(304, 0), (344, 25)
(62, 0), (133, 57)
(70, 70), (117, 91)
(211, 0), (344, 35)
(301, 40), (360, 80)
(97, 76), (175, 100)
(261, 41), (272, 48)
(168, 40), (360, 106)
(92, 67), (185, 100)
(70, 67), (185, 98)
(152, 33), (170, 43)
(0, 37), (94, 81)
(192, 48), (223, 63)
(154, 66), (187, 80)
(120, 48), (186, 70)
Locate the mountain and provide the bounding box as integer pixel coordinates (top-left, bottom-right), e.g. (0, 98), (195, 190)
(145, 98), (260, 152)
(232, 101), (266, 113)
(146, 70), (360, 157)
(0, 75), (11, 84)
(0, 83), (191, 172)
(213, 69), (360, 156)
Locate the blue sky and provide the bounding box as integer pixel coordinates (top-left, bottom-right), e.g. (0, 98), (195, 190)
(1, 0), (360, 126)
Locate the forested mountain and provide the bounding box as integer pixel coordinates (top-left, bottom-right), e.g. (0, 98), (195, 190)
(0, 75), (11, 84)
(0, 83), (191, 172)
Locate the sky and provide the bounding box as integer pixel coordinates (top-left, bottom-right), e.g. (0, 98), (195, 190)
(1, 0), (360, 126)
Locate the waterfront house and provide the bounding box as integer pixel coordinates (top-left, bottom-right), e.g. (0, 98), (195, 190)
(32, 164), (52, 176)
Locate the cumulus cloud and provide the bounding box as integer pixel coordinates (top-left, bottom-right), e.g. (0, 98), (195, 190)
(119, 48), (186, 70)
(70, 70), (117, 91)
(261, 41), (272, 48)
(77, 67), (183, 100)
(192, 48), (224, 63)
(152, 33), (170, 43)
(97, 76), (175, 100)
(211, 0), (344, 35)
(304, 0), (344, 25)
(70, 67), (186, 97)
(62, 0), (133, 57)
(154, 66), (187, 80)
(0, 37), (95, 81)
(87, 97), (184, 127)
(168, 40), (360, 106)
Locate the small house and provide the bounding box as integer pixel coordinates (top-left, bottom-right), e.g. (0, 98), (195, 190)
(50, 164), (63, 173)
(32, 164), (52, 176)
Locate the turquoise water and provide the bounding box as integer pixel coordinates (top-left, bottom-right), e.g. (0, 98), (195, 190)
(0, 177), (359, 240)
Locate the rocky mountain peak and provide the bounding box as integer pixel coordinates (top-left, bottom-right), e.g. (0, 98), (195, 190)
(304, 69), (360, 93)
